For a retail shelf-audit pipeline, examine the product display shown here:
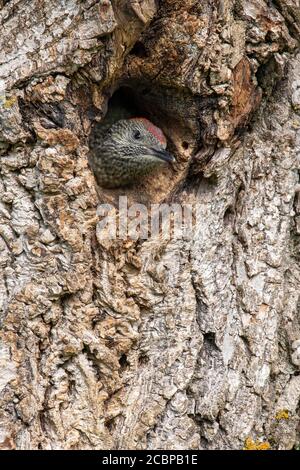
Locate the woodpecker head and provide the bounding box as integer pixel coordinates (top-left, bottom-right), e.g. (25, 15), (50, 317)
(91, 118), (175, 188)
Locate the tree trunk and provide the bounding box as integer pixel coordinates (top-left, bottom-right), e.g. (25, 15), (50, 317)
(0, 0), (300, 450)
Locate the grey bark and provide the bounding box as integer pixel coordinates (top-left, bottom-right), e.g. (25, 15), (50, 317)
(0, 0), (300, 450)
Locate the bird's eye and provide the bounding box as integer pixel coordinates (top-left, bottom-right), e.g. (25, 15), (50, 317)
(133, 131), (141, 140)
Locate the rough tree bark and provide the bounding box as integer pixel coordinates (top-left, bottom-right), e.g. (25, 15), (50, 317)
(0, 0), (300, 450)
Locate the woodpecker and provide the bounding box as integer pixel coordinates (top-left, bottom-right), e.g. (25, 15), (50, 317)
(89, 118), (175, 188)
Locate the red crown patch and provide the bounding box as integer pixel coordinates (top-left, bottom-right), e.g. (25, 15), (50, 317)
(130, 117), (167, 147)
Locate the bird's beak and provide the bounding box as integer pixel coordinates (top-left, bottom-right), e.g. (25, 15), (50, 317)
(150, 148), (175, 163)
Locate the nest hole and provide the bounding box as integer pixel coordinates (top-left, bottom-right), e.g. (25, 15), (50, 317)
(88, 83), (200, 204)
(94, 85), (168, 134)
(90, 84), (198, 154)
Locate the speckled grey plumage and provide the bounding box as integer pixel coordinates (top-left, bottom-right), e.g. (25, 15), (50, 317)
(89, 119), (174, 188)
